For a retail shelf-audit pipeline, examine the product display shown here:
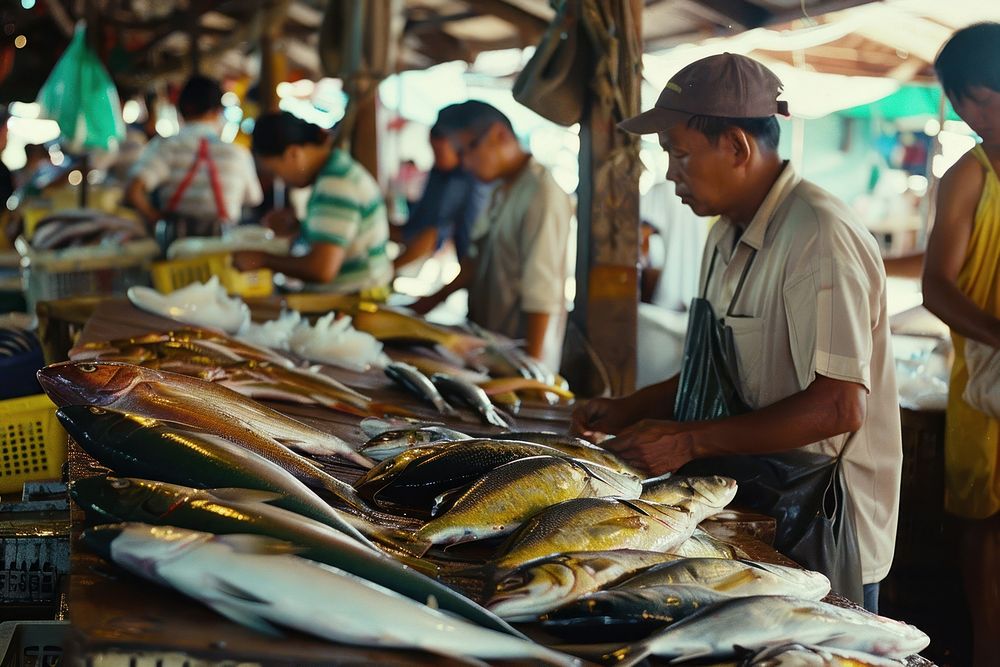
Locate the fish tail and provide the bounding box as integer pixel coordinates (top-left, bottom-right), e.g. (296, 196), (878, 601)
(363, 525), (433, 558)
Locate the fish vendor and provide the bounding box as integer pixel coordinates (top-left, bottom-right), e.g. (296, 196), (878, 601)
(127, 75), (263, 236)
(233, 111), (393, 296)
(571, 53), (902, 614)
(412, 101), (572, 372)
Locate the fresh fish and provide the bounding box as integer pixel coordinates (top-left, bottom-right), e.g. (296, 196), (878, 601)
(745, 642), (909, 666)
(540, 584), (729, 642)
(640, 474), (739, 521)
(358, 427), (472, 462)
(354, 439), (566, 514)
(359, 416), (448, 438)
(496, 498), (699, 570)
(671, 528), (746, 559)
(478, 377), (574, 401)
(82, 524), (579, 666)
(350, 304), (486, 361)
(486, 550), (684, 622)
(387, 350), (491, 385)
(384, 362), (458, 416)
(431, 373), (509, 428)
(70, 328), (295, 368)
(614, 558), (831, 600)
(608, 595), (930, 666)
(416, 456), (643, 546)
(58, 406), (380, 548)
(70, 477), (521, 637)
(37, 361), (373, 468)
(489, 431), (642, 477)
(491, 390), (522, 412)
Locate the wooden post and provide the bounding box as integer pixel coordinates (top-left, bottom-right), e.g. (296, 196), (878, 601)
(350, 81), (380, 181)
(572, 0), (642, 396)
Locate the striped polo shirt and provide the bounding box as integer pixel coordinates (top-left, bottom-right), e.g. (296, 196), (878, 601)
(303, 148), (392, 293)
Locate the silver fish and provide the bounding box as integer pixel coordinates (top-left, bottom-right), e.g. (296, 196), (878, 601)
(671, 528), (746, 559)
(358, 427), (472, 462)
(640, 474), (738, 521)
(385, 362), (458, 416)
(360, 416), (447, 438)
(614, 558), (831, 600)
(431, 373), (509, 428)
(746, 642), (908, 666)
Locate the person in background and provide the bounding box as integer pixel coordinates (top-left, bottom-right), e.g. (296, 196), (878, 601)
(233, 112), (392, 295)
(921, 23), (1000, 666)
(572, 53), (901, 614)
(13, 144), (50, 191)
(392, 116), (491, 271)
(126, 75), (262, 234)
(411, 101), (572, 372)
(0, 107), (13, 211)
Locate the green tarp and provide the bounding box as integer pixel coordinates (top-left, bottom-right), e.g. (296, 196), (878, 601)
(839, 85), (960, 121)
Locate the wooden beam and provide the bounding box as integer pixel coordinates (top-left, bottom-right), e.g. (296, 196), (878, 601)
(466, 0), (548, 42)
(678, 0), (770, 30)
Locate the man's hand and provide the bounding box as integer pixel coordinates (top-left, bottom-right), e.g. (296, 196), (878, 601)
(602, 419), (698, 477)
(261, 209), (300, 238)
(570, 397), (639, 443)
(233, 250), (268, 271)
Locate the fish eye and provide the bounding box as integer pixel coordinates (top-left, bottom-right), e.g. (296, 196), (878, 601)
(110, 478), (130, 489)
(80, 364), (97, 373)
(88, 407), (106, 415)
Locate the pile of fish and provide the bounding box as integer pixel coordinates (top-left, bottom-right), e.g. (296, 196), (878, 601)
(29, 210), (148, 251)
(49, 316), (930, 665)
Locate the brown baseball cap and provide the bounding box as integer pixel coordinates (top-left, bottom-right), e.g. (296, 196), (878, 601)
(620, 53), (789, 134)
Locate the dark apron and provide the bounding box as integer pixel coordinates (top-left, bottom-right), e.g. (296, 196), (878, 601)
(675, 247), (864, 604)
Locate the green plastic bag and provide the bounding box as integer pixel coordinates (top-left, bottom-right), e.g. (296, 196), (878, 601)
(36, 23), (124, 152)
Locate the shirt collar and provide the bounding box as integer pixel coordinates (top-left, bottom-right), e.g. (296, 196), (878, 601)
(720, 161), (800, 251)
(179, 121), (221, 138)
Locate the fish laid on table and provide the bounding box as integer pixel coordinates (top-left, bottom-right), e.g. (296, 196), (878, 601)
(349, 304), (487, 361)
(386, 350), (491, 385)
(478, 377), (574, 401)
(671, 528), (746, 559)
(431, 373), (509, 428)
(614, 558), (831, 600)
(496, 498), (699, 570)
(640, 474), (739, 522)
(37, 361), (373, 468)
(743, 642), (910, 667)
(416, 456), (643, 546)
(58, 406), (391, 550)
(82, 524), (579, 666)
(354, 439), (567, 514)
(485, 550), (685, 621)
(607, 595), (930, 667)
(358, 426), (471, 462)
(359, 416), (448, 438)
(384, 362), (458, 416)
(70, 477), (520, 637)
(489, 432), (642, 477)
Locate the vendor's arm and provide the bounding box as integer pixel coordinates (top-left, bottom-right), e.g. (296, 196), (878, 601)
(570, 375), (680, 441)
(394, 226), (439, 270)
(125, 177), (161, 226)
(606, 374), (864, 475)
(922, 153), (1000, 347)
(522, 311), (550, 360)
(234, 242), (346, 283)
(126, 139), (169, 226)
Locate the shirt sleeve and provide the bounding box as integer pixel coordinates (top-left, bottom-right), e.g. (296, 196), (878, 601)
(130, 138), (169, 190)
(304, 177), (360, 247)
(519, 179), (571, 314)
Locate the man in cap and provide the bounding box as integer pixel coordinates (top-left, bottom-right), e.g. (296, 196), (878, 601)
(571, 53), (902, 613)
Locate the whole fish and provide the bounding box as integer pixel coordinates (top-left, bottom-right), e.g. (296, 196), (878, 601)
(478, 377), (574, 401)
(640, 474), (739, 522)
(37, 361), (373, 468)
(489, 432), (642, 477)
(358, 426), (471, 462)
(70, 477), (520, 637)
(82, 524), (578, 666)
(350, 304), (486, 361)
(671, 528), (746, 559)
(745, 642), (908, 666)
(417, 456), (643, 546)
(540, 584), (729, 643)
(354, 439), (566, 514)
(486, 550), (684, 621)
(70, 328), (294, 368)
(608, 595), (930, 666)
(384, 362), (458, 416)
(496, 498), (699, 570)
(614, 558), (831, 600)
(431, 373), (509, 428)
(59, 406), (377, 547)
(359, 416), (447, 438)
(387, 350), (491, 385)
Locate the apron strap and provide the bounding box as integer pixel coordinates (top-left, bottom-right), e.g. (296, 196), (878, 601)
(164, 137), (230, 222)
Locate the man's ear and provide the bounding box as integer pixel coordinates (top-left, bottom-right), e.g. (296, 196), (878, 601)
(725, 127), (753, 168)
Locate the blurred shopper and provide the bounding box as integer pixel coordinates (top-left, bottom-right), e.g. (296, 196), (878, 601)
(127, 75), (262, 236)
(0, 107), (13, 210)
(13, 144), (50, 191)
(411, 101), (572, 371)
(922, 23), (1000, 666)
(233, 112), (391, 295)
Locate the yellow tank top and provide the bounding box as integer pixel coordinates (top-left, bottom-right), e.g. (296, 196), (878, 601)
(944, 144), (1000, 519)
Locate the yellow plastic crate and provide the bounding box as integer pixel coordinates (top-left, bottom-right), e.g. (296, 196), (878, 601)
(151, 253), (273, 298)
(0, 394), (67, 494)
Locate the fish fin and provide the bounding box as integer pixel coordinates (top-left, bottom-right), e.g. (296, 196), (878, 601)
(431, 487), (466, 517)
(437, 401), (461, 418)
(484, 406), (511, 429)
(371, 529), (433, 559)
(592, 516), (648, 537)
(214, 534), (302, 556)
(211, 576), (273, 605)
(207, 601), (284, 636)
(206, 488), (287, 505)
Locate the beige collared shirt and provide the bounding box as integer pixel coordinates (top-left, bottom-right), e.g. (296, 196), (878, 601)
(698, 162), (902, 584)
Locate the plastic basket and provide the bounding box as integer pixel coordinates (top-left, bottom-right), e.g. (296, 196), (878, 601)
(151, 253), (273, 298)
(0, 621), (68, 667)
(0, 395), (66, 495)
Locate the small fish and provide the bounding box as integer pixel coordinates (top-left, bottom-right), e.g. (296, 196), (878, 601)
(37, 361), (373, 469)
(83, 524), (579, 665)
(384, 362), (458, 416)
(614, 558), (831, 600)
(431, 373), (509, 428)
(607, 595), (930, 666)
(640, 474), (739, 522)
(387, 351), (490, 384)
(359, 416), (448, 438)
(71, 328), (295, 368)
(746, 642), (909, 666)
(350, 304), (486, 361)
(358, 427), (472, 462)
(417, 457), (643, 546)
(478, 377), (574, 401)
